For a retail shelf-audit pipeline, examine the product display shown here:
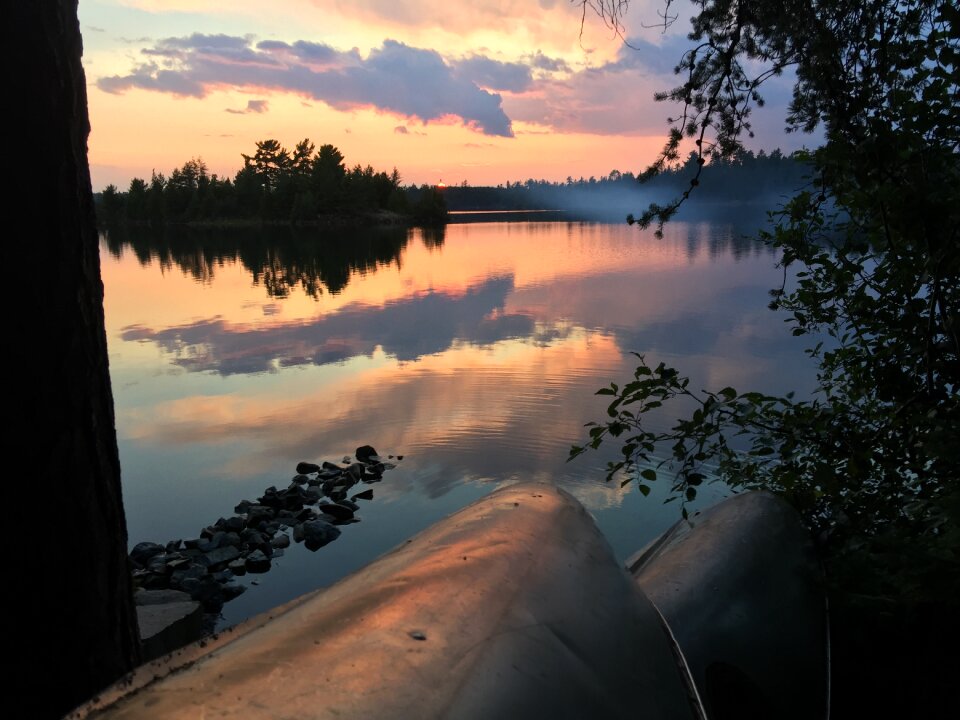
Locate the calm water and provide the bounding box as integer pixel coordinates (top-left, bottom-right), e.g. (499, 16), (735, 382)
(101, 216), (815, 628)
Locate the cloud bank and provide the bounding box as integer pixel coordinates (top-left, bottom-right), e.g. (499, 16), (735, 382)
(98, 34), (515, 137)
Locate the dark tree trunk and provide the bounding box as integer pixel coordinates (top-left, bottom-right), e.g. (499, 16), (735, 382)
(7, 2), (141, 716)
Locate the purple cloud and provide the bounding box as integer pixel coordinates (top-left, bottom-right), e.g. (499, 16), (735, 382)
(452, 55), (532, 92)
(97, 34), (514, 137)
(225, 98), (269, 114)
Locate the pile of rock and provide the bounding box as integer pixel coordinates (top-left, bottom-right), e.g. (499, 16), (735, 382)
(128, 446), (400, 618)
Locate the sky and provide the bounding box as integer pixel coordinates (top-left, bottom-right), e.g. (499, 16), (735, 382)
(80, 0), (804, 190)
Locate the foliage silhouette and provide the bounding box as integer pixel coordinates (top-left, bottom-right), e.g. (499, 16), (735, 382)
(573, 1), (958, 711)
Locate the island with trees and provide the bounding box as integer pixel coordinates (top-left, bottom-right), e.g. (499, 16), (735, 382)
(97, 139), (449, 227)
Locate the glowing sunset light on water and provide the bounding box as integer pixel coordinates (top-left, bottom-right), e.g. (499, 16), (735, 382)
(79, 0), (801, 190)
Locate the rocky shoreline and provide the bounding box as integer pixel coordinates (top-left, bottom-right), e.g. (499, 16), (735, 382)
(129, 446), (400, 657)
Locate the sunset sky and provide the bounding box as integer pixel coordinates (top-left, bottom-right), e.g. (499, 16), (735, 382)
(80, 1), (803, 190)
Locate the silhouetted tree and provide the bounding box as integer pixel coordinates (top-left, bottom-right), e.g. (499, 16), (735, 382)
(10, 1), (140, 716)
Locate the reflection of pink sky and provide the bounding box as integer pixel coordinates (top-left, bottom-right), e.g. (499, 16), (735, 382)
(118, 332), (625, 477)
(101, 221), (765, 339)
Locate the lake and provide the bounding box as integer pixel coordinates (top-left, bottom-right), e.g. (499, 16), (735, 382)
(101, 213), (816, 628)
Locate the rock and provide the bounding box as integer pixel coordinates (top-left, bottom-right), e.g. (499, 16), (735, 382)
(165, 539), (182, 553)
(342, 456), (352, 464)
(245, 505), (274, 528)
(272, 549), (285, 558)
(234, 499), (253, 514)
(184, 538), (214, 553)
(292, 474), (310, 485)
(296, 462), (321, 474)
(245, 549), (270, 573)
(130, 542), (165, 567)
(271, 533), (291, 549)
(181, 576), (225, 611)
(240, 528), (266, 546)
(212, 570), (234, 583)
(134, 589), (192, 606)
(208, 531), (229, 549)
(221, 582), (246, 601)
(321, 461), (342, 472)
(223, 516), (245, 533)
(227, 559), (247, 575)
(137, 601), (203, 661)
(292, 523), (305, 543)
(201, 546), (241, 569)
(295, 508), (316, 522)
(147, 554), (171, 574)
(351, 488), (374, 501)
(142, 574), (170, 590)
(170, 564), (208, 588)
(317, 503), (355, 521)
(165, 556), (191, 571)
(355, 445), (379, 463)
(302, 519), (341, 551)
(345, 463), (365, 481)
(302, 488), (322, 504)
(367, 462), (386, 478)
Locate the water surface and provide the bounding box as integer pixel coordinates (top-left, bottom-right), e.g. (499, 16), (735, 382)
(102, 217), (815, 627)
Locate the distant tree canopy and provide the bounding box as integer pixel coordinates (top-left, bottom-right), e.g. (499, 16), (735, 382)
(96, 139), (445, 225)
(440, 147), (805, 212)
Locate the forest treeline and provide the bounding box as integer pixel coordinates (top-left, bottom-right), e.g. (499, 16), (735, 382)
(441, 148), (808, 216)
(97, 139), (448, 226)
(97, 142), (806, 226)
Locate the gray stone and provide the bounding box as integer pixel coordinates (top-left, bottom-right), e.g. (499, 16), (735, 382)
(223, 516), (245, 533)
(318, 503), (355, 521)
(240, 528), (266, 546)
(345, 463), (365, 481)
(137, 601), (203, 661)
(292, 474), (310, 485)
(355, 445), (378, 462)
(221, 582), (246, 601)
(246, 549), (271, 573)
(352, 488), (374, 501)
(296, 462), (321, 474)
(292, 523), (305, 543)
(147, 554), (171, 574)
(302, 519), (341, 551)
(271, 533), (291, 549)
(321, 461), (342, 472)
(245, 505), (274, 528)
(130, 542), (164, 567)
(201, 546), (241, 568)
(170, 564), (208, 588)
(234, 499), (253, 514)
(227, 558), (247, 576)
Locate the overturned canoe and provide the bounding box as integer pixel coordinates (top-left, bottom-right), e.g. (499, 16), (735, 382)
(71, 484), (827, 719)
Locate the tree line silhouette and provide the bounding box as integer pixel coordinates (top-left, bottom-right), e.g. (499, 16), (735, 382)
(440, 148), (807, 213)
(98, 139), (448, 226)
